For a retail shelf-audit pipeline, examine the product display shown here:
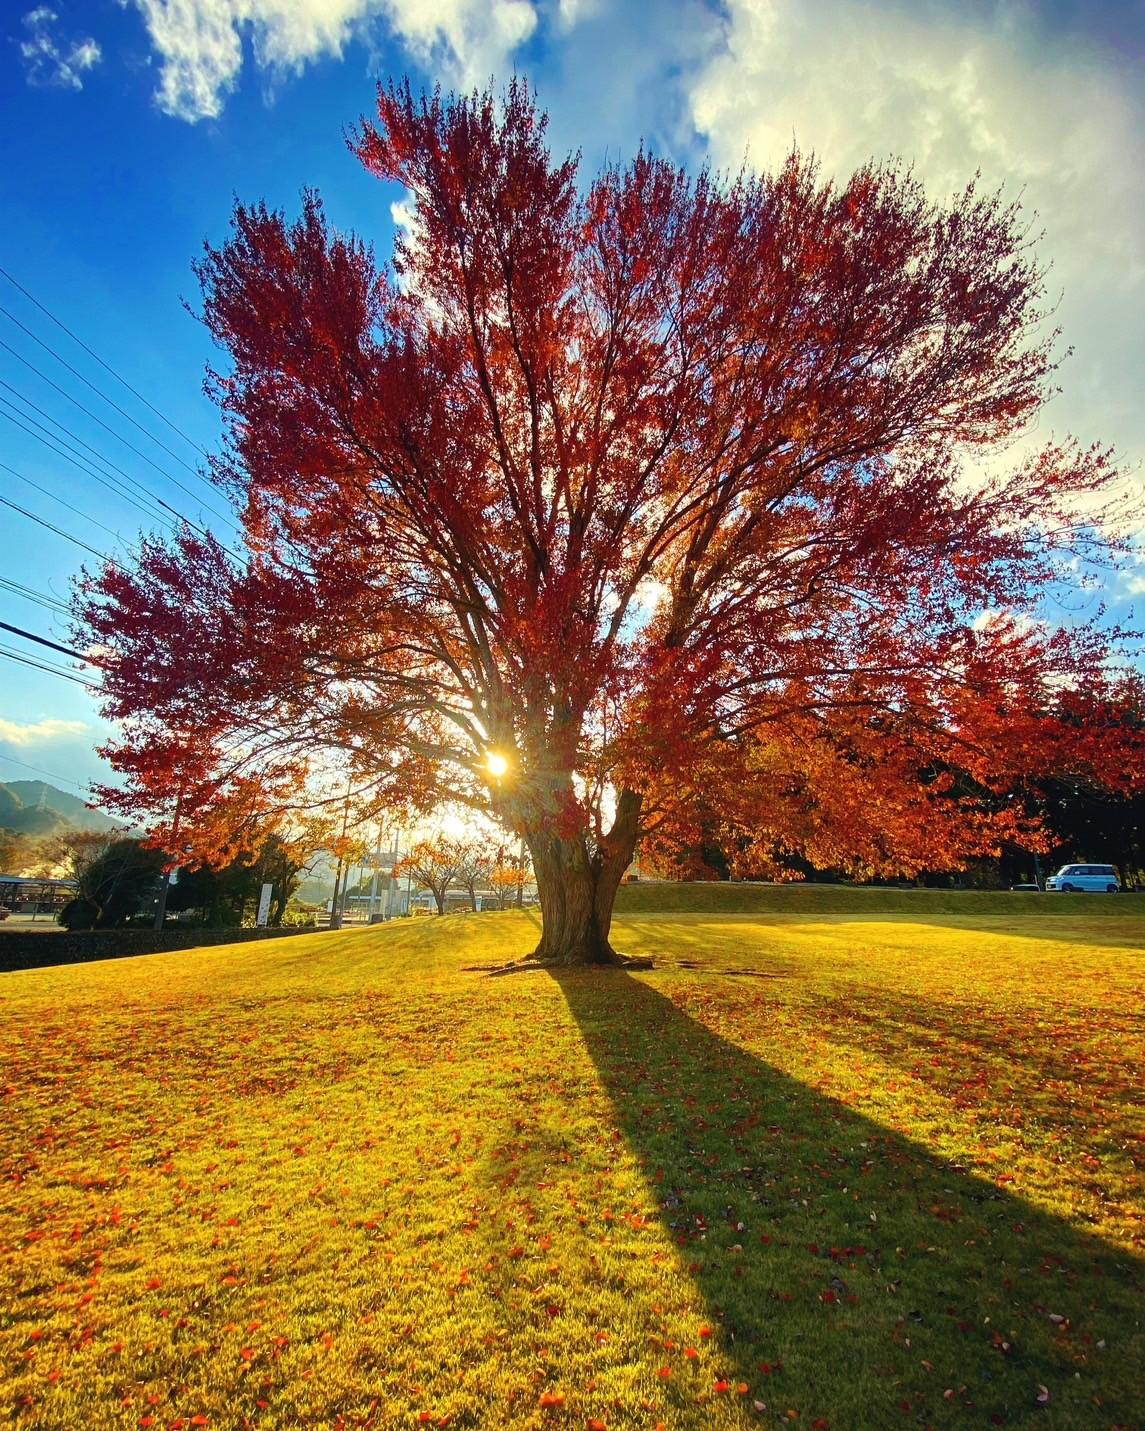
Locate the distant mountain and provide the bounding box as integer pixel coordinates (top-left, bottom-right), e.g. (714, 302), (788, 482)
(0, 780), (122, 836)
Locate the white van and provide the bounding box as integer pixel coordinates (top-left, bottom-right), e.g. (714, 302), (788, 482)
(1045, 863), (1120, 893)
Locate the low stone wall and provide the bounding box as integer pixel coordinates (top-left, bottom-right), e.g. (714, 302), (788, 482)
(0, 924), (323, 974)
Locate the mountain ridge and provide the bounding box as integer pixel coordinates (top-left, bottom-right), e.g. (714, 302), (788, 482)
(0, 780), (122, 836)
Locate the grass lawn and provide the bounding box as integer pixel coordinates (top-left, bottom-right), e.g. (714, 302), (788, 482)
(1, 909), (1142, 1430)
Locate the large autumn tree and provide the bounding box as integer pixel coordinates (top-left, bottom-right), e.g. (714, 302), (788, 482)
(80, 81), (1140, 964)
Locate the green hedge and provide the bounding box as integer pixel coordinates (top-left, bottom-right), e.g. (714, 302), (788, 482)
(614, 880), (1140, 917)
(0, 924), (323, 974)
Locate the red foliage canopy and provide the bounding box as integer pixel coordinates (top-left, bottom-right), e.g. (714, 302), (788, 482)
(79, 81), (1141, 962)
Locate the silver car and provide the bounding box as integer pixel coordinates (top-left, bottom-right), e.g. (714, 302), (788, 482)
(1045, 863), (1120, 893)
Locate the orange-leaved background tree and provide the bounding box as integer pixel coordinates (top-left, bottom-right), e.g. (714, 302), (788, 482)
(78, 81), (1144, 964)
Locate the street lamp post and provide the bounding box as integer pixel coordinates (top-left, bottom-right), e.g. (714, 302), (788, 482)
(153, 789), (184, 932)
(366, 826), (382, 923)
(329, 777), (352, 931)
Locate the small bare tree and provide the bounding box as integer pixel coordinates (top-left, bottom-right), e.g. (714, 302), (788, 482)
(453, 841), (495, 911)
(393, 839), (465, 915)
(44, 829), (124, 882)
(488, 850), (533, 910)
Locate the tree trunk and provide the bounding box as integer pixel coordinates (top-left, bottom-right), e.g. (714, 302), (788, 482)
(526, 790), (641, 966)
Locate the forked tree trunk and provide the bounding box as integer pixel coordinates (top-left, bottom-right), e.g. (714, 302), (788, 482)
(526, 790), (641, 966)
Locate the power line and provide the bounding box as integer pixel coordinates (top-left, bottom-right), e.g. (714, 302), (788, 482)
(0, 575), (69, 615)
(0, 264), (211, 460)
(0, 750), (99, 793)
(0, 487), (110, 561)
(0, 436), (135, 546)
(0, 644), (99, 691)
(0, 334), (237, 528)
(0, 620), (87, 662)
(0, 391), (244, 563)
(0, 382), (181, 526)
(0, 396), (179, 533)
(0, 299), (211, 484)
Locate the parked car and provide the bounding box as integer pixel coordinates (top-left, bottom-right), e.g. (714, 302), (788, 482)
(1044, 863), (1120, 893)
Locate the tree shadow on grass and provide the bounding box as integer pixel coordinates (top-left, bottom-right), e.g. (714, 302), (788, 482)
(554, 969), (1144, 1430)
(916, 915), (1145, 954)
(803, 988), (1144, 1159)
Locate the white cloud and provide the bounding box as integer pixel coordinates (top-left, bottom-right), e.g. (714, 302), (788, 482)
(970, 609), (1040, 635)
(383, 0), (536, 84)
(1123, 573), (1145, 596)
(389, 192), (419, 243)
(19, 6), (102, 90)
(556, 0), (602, 29)
(0, 718), (88, 747)
(688, 0), (1145, 509)
(129, 0), (539, 122)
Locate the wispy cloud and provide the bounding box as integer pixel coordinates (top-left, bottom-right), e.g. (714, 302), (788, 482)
(129, 0), (540, 123)
(0, 717), (88, 747)
(688, 0), (1145, 516)
(19, 6), (102, 90)
(111, 0), (1145, 545)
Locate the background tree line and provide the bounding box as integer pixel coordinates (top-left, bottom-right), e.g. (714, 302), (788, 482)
(392, 837), (532, 914)
(651, 772), (1145, 890)
(11, 828), (318, 931)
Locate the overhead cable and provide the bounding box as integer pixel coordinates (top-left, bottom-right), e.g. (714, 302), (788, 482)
(0, 487), (110, 561)
(0, 439), (134, 545)
(0, 575), (70, 614)
(0, 619), (88, 662)
(0, 395), (179, 532)
(0, 335), (236, 527)
(0, 749), (98, 792)
(0, 264), (211, 459)
(0, 299), (211, 483)
(0, 644), (100, 691)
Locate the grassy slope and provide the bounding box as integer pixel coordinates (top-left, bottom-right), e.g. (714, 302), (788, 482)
(0, 910), (1142, 1431)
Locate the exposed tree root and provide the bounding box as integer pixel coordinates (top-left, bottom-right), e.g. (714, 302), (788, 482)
(470, 950), (655, 976)
(525, 947), (654, 971)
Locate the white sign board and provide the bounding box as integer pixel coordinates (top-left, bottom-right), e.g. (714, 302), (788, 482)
(256, 882), (273, 927)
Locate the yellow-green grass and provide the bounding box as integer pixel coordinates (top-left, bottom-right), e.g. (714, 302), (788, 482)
(1, 910), (1142, 1430)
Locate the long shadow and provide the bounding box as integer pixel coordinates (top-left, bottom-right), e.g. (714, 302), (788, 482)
(555, 968), (1144, 1429)
(804, 987), (1144, 1155)
(911, 914), (1145, 953)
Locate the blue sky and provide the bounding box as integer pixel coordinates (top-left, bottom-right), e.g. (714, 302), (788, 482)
(1, 0), (1143, 799)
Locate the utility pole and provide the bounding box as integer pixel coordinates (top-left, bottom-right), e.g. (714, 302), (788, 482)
(344, 850), (363, 924)
(386, 829), (400, 918)
(329, 777), (352, 931)
(366, 824), (382, 923)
